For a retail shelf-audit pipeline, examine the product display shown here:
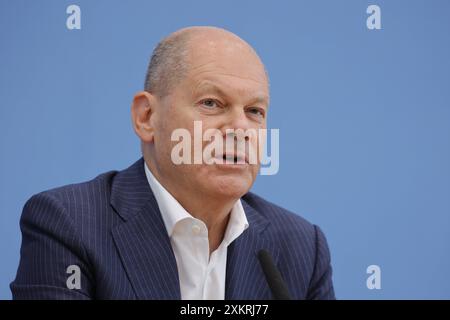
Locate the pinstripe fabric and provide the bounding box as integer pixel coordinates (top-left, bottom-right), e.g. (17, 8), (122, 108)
(10, 158), (335, 300)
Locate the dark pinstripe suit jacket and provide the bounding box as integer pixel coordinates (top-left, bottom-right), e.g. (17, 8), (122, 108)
(10, 158), (335, 300)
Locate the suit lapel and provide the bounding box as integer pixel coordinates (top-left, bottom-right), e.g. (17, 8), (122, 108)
(225, 199), (280, 300)
(110, 158), (181, 299)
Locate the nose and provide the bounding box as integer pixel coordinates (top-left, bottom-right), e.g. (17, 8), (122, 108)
(221, 107), (256, 154)
(223, 107), (253, 134)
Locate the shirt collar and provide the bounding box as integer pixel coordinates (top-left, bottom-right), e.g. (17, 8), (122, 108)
(144, 162), (249, 242)
(222, 198), (249, 247)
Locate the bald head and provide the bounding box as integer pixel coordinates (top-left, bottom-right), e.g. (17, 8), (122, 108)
(144, 26), (267, 98)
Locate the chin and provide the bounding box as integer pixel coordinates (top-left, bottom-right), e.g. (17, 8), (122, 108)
(204, 174), (253, 199)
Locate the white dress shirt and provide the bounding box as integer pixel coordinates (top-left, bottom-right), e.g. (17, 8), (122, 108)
(144, 163), (249, 300)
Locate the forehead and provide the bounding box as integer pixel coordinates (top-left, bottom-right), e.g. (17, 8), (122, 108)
(183, 34), (269, 94)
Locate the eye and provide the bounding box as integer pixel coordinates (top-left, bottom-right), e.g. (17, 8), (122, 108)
(247, 107), (265, 118)
(200, 99), (219, 108)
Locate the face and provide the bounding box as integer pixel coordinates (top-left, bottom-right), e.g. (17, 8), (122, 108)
(149, 33), (269, 201)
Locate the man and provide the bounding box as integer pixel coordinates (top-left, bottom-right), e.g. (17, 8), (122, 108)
(11, 26), (335, 299)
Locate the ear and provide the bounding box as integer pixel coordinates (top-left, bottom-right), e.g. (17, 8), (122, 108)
(131, 91), (157, 143)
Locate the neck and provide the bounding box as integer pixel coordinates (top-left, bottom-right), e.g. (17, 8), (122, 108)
(178, 196), (234, 253)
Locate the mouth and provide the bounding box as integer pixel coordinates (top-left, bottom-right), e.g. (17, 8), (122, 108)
(217, 152), (248, 165)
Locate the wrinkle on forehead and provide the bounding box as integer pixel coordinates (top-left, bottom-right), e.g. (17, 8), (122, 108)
(189, 62), (268, 85)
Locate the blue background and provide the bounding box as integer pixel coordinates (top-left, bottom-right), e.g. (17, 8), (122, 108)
(1, 0), (449, 299)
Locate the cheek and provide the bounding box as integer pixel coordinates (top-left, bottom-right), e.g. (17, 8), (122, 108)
(154, 108), (190, 146)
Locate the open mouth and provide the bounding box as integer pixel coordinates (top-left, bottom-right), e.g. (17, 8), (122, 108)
(222, 154), (247, 164)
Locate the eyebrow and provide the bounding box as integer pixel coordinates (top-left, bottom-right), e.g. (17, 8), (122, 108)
(193, 81), (269, 106)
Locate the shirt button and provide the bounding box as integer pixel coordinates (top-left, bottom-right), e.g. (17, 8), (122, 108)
(192, 224), (201, 235)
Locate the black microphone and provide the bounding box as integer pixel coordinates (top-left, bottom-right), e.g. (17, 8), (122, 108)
(257, 249), (292, 300)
